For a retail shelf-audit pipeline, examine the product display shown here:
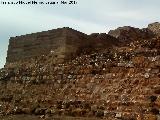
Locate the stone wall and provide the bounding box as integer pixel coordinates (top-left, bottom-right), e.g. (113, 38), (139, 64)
(148, 22), (160, 36)
(7, 22), (158, 65)
(6, 27), (89, 64)
(6, 27), (119, 65)
(108, 26), (154, 45)
(2, 22), (160, 119)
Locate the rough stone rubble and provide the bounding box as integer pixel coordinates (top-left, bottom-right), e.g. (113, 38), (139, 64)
(0, 22), (160, 120)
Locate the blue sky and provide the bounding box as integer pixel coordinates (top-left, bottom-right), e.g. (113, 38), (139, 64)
(0, 0), (160, 68)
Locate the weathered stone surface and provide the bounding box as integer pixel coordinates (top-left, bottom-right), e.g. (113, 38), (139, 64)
(6, 27), (89, 64)
(144, 114), (157, 120)
(148, 22), (160, 36)
(6, 28), (120, 65)
(1, 22), (160, 119)
(108, 26), (154, 45)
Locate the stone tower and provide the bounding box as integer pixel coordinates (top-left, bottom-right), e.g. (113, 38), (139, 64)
(6, 27), (89, 64)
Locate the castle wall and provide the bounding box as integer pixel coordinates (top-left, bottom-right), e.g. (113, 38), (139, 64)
(6, 27), (90, 64)
(6, 27), (119, 65)
(6, 28), (67, 63)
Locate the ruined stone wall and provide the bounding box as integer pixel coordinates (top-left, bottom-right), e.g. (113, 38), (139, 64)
(148, 22), (160, 36)
(7, 28), (67, 63)
(6, 28), (89, 64)
(2, 23), (160, 120)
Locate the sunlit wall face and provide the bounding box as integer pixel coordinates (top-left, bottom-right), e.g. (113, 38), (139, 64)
(0, 0), (159, 68)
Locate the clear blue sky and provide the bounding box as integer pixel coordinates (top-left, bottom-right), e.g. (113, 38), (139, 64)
(0, 0), (160, 68)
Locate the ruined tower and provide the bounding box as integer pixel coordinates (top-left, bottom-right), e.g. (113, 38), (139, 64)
(6, 27), (89, 64)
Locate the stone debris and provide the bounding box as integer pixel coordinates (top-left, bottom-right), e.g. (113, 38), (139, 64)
(144, 73), (150, 79)
(1, 23), (160, 119)
(115, 112), (122, 118)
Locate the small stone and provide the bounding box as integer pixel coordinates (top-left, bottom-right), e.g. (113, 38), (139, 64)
(150, 95), (157, 102)
(21, 108), (31, 114)
(157, 115), (160, 120)
(39, 115), (45, 119)
(144, 73), (150, 79)
(115, 112), (122, 118)
(151, 108), (159, 115)
(95, 110), (104, 118)
(68, 75), (72, 79)
(34, 108), (46, 115)
(154, 87), (160, 94)
(144, 114), (157, 120)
